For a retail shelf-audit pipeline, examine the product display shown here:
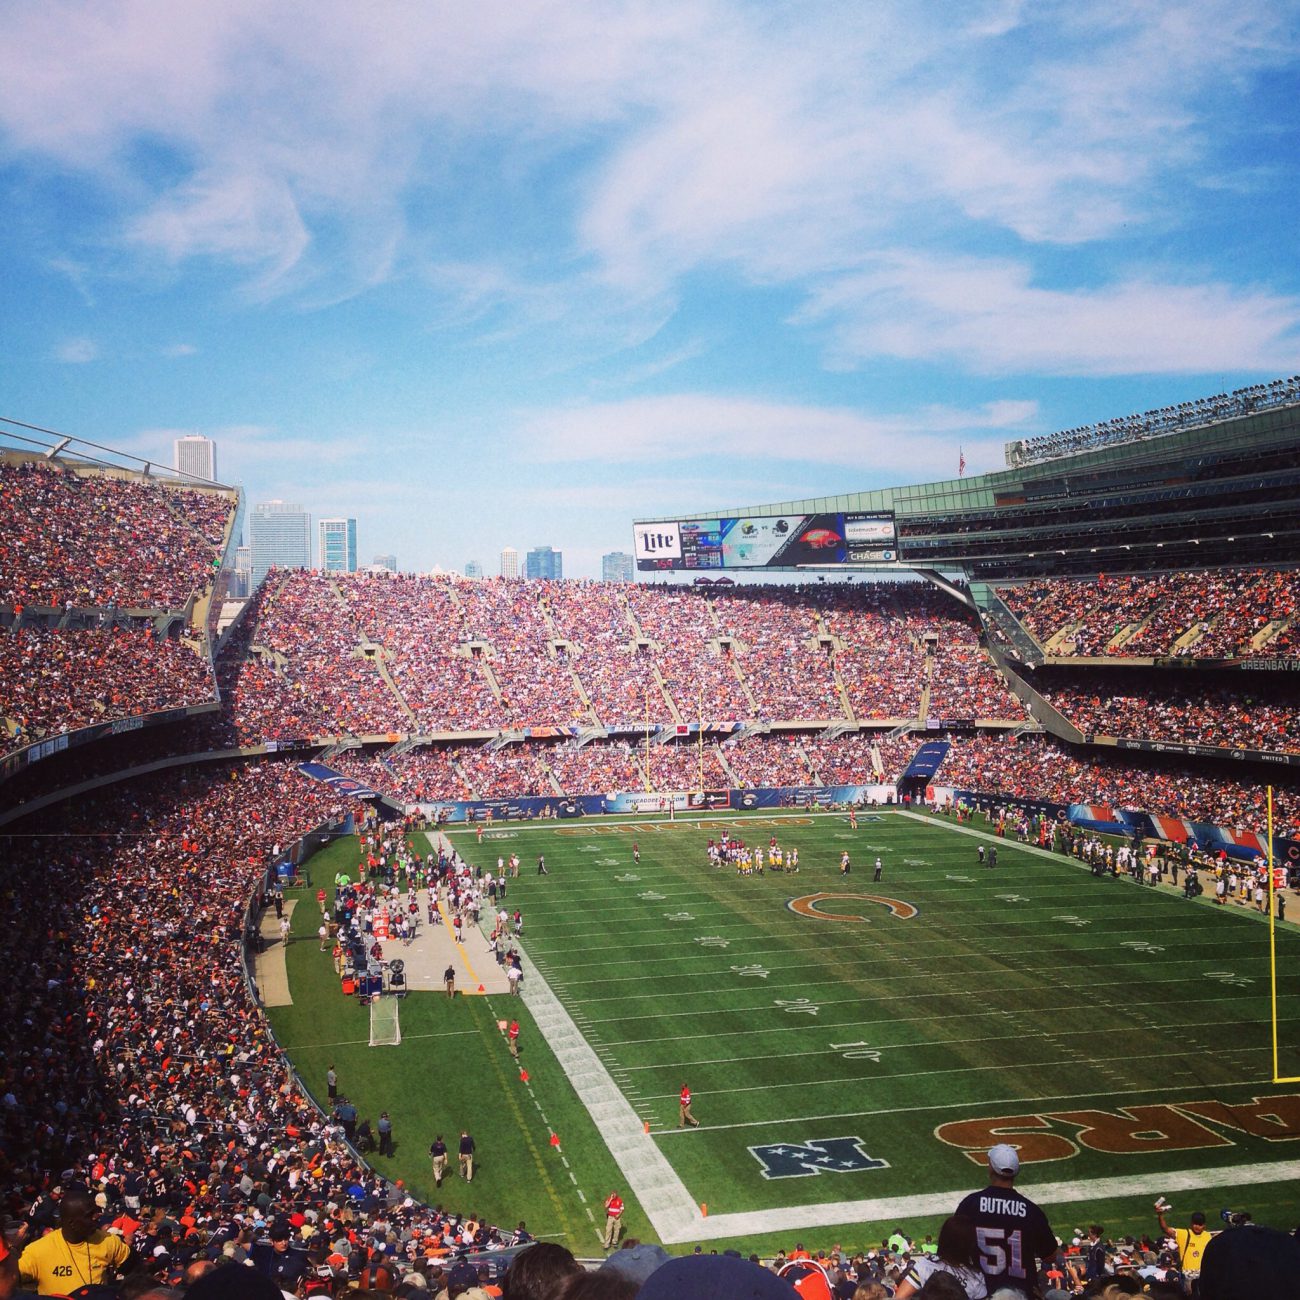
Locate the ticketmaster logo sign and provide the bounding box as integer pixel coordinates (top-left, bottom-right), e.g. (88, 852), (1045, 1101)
(634, 523), (682, 560)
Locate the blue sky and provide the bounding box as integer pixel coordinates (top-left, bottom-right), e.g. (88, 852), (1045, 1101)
(2, 1), (1299, 578)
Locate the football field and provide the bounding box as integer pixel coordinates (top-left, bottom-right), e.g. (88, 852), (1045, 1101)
(273, 808), (1300, 1253)
(471, 807), (1300, 1242)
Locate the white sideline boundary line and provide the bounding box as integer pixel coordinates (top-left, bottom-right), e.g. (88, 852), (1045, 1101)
(508, 809), (1300, 1243)
(512, 935), (703, 1242)
(687, 1161), (1300, 1243)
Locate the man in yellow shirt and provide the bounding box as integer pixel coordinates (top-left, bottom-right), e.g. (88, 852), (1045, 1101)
(1156, 1201), (1214, 1278)
(19, 1187), (136, 1295)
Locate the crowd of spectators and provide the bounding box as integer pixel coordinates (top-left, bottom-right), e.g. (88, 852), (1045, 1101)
(250, 574), (410, 736)
(0, 743), (1286, 1298)
(1034, 670), (1300, 755)
(1003, 374), (1300, 466)
(999, 568), (1300, 659)
(546, 738), (648, 795)
(637, 738), (731, 791)
(458, 579), (588, 726)
(723, 732), (820, 788)
(938, 731), (1300, 838)
(1, 623), (214, 757)
(0, 459), (238, 761)
(0, 760), (596, 1296)
(333, 574), (507, 732)
(0, 459), (234, 610)
(320, 728), (1300, 842)
(708, 588), (844, 720)
(798, 732), (917, 787)
(625, 585), (755, 721)
(822, 588), (925, 720)
(202, 575), (1033, 743)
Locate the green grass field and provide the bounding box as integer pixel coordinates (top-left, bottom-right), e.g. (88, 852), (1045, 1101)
(272, 809), (1300, 1255)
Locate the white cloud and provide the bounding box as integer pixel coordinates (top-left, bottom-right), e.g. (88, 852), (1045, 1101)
(162, 342), (198, 357)
(793, 254), (1300, 376)
(127, 167), (311, 293)
(53, 337), (99, 364)
(517, 392), (1035, 470)
(1, 0), (1295, 377)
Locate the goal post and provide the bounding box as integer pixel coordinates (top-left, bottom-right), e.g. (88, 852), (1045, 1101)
(369, 996), (401, 1048)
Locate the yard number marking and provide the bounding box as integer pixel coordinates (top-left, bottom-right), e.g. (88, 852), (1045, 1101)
(775, 997), (821, 1016)
(831, 1040), (883, 1062)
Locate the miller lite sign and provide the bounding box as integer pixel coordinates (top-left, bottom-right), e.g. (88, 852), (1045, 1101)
(633, 523), (682, 561)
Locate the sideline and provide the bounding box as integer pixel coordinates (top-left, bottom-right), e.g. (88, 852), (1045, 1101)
(673, 1159), (1300, 1244)
(253, 899), (296, 1007)
(509, 934), (703, 1243)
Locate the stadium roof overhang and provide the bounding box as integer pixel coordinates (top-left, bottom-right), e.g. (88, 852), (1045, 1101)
(633, 398), (1300, 580)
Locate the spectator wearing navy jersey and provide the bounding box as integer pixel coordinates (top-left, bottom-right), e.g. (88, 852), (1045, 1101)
(952, 1145), (1057, 1298)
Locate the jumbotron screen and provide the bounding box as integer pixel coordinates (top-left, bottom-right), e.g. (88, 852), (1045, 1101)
(633, 512), (896, 571)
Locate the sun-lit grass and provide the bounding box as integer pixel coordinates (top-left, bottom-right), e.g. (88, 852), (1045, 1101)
(275, 810), (1300, 1252)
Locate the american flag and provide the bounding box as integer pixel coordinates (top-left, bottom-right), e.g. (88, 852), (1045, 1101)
(958, 447), (966, 478)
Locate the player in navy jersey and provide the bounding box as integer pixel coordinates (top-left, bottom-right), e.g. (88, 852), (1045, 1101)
(952, 1144), (1057, 1297)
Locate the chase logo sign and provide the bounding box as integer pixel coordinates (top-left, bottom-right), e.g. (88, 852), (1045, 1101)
(633, 523), (682, 560)
(748, 1136), (888, 1180)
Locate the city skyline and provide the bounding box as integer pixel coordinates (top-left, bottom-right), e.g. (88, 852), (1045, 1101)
(3, 5), (1299, 578)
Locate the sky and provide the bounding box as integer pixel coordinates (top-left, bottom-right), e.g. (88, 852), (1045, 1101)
(2, 1), (1299, 579)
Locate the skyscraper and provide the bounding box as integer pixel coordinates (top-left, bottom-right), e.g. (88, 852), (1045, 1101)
(173, 434), (216, 481)
(464, 560), (484, 578)
(499, 547), (519, 579)
(372, 553), (397, 572)
(230, 544), (252, 598)
(250, 501), (311, 587)
(602, 551), (634, 583)
(525, 545), (563, 580)
(318, 518), (358, 573)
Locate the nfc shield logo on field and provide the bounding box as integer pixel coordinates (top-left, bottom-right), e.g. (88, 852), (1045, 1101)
(748, 1136), (889, 1180)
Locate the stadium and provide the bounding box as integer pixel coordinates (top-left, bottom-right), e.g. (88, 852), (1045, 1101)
(3, 377), (1300, 1296)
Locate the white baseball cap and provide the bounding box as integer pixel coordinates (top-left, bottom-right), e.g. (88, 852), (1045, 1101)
(988, 1144), (1020, 1176)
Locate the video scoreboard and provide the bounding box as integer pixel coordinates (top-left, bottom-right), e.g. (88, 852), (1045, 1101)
(633, 512), (897, 572)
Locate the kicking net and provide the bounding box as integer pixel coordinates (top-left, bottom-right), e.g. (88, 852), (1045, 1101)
(369, 996), (401, 1047)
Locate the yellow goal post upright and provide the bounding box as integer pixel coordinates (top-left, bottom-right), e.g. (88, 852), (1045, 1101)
(1269, 786), (1300, 1082)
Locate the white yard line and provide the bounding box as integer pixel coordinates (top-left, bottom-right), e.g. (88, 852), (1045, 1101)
(543, 923), (1251, 972)
(603, 988), (1290, 1048)
(684, 1161), (1300, 1244)
(613, 1015), (1300, 1073)
(583, 969), (1300, 1026)
(563, 949), (1280, 1006)
(653, 1078), (1293, 1136)
(631, 1043), (1267, 1108)
(553, 934), (1258, 988)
